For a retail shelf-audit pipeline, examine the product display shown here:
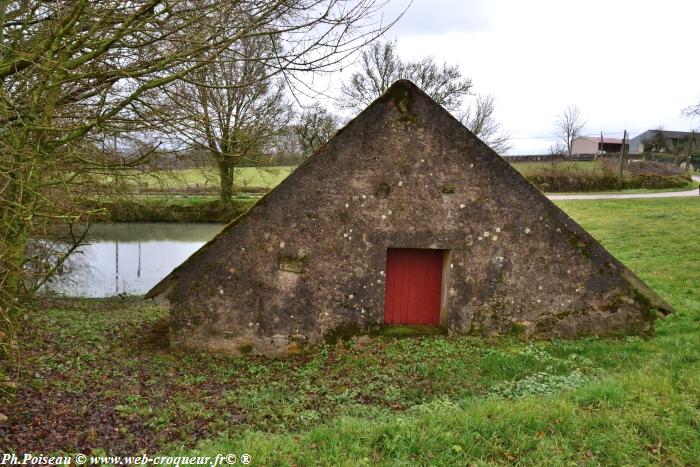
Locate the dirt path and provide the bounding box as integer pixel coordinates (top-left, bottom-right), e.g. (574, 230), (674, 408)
(547, 175), (700, 200)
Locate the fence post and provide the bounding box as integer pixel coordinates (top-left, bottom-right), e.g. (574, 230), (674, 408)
(686, 130), (695, 172)
(618, 130), (627, 190)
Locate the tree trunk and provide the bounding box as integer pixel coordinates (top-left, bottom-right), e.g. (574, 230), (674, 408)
(0, 165), (33, 358)
(217, 158), (235, 211)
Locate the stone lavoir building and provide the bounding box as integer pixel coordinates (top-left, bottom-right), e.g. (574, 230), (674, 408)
(147, 80), (671, 356)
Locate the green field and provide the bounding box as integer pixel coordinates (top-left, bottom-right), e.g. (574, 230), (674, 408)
(140, 164), (594, 190)
(3, 198), (699, 464)
(143, 162), (599, 187)
(133, 166), (294, 191)
(134, 163), (693, 195)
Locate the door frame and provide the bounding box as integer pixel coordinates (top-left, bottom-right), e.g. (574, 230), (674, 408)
(382, 247), (450, 328)
(438, 249), (454, 328)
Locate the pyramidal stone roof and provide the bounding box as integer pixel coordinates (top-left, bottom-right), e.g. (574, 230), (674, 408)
(147, 80), (671, 357)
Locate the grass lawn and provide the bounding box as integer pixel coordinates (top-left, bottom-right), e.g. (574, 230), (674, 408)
(549, 182), (698, 195)
(1, 198), (699, 464)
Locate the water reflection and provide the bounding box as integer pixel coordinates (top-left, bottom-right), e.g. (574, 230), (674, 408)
(45, 223), (222, 297)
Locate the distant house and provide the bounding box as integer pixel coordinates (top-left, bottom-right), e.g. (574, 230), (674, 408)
(628, 130), (696, 154)
(571, 136), (625, 155)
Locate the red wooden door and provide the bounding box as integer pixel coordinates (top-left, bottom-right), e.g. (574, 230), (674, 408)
(384, 248), (443, 325)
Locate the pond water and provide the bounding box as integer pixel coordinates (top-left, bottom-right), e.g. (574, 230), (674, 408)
(45, 223), (223, 297)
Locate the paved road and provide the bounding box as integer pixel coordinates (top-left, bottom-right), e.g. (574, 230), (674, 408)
(547, 175), (700, 200)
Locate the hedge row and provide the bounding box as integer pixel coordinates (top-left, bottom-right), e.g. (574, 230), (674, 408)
(525, 161), (692, 192)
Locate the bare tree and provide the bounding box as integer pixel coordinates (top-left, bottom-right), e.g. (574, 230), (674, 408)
(549, 142), (567, 156)
(294, 103), (341, 156)
(156, 36), (292, 211)
(682, 101), (700, 121)
(338, 40), (511, 152)
(339, 41), (402, 109)
(0, 0), (395, 355)
(555, 105), (586, 158)
(339, 40), (472, 112)
(459, 94), (512, 154)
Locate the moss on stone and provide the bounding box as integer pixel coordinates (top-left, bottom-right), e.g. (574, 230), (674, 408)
(324, 323), (368, 344)
(511, 322), (528, 335)
(621, 268), (673, 315)
(441, 183), (456, 194)
(381, 80), (415, 114)
(567, 234), (587, 250)
(376, 182), (392, 199)
(279, 255), (304, 273)
(398, 113), (419, 125)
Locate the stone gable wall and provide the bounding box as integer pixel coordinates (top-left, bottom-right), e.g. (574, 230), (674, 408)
(159, 82), (666, 356)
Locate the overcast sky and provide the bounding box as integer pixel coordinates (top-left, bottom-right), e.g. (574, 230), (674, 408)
(326, 0), (700, 154)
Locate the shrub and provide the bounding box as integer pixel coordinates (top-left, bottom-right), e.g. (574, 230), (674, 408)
(625, 174), (690, 190)
(601, 158), (685, 177)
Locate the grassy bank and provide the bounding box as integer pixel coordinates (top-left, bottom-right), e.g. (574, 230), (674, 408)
(1, 198), (698, 464)
(87, 196), (257, 223)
